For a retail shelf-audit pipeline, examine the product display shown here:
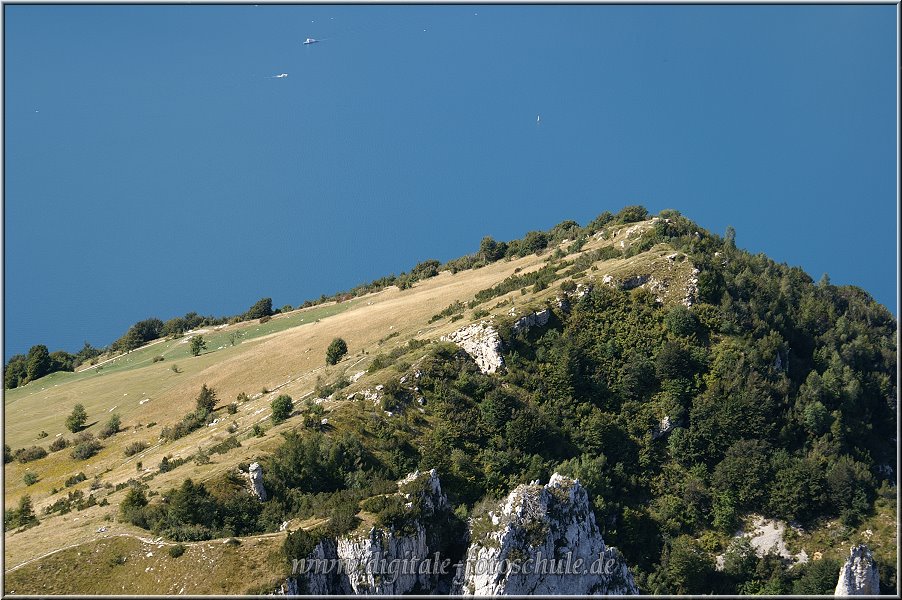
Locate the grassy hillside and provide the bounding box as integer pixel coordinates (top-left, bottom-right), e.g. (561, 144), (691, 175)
(3, 208), (896, 595)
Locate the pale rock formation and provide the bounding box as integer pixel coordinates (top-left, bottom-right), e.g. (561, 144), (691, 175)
(835, 544), (880, 596)
(333, 526), (431, 594)
(511, 308), (551, 335)
(652, 415), (673, 440)
(715, 515), (808, 570)
(641, 276), (668, 303)
(456, 474), (638, 595)
(247, 462), (267, 501)
(283, 471), (640, 596)
(294, 469), (453, 595)
(443, 322), (505, 374)
(682, 268), (700, 307)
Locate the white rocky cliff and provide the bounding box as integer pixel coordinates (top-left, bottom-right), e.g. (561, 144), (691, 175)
(443, 322), (505, 374)
(282, 471), (639, 596)
(294, 469), (453, 595)
(835, 544), (880, 596)
(455, 473), (639, 595)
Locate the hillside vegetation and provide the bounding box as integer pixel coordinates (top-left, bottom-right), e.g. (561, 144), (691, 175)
(4, 206), (896, 595)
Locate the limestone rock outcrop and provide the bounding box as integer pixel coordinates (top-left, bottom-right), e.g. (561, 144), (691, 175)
(247, 462), (267, 501)
(511, 309), (551, 335)
(455, 473), (639, 595)
(292, 469), (454, 595)
(283, 471), (639, 596)
(835, 544), (880, 596)
(443, 322), (505, 374)
(682, 267), (700, 307)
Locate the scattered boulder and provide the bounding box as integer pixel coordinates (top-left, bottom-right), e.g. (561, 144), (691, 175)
(682, 268), (700, 307)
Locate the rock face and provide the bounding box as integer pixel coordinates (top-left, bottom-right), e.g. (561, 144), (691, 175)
(511, 309), (551, 335)
(247, 462), (267, 501)
(835, 544), (880, 596)
(455, 473), (639, 595)
(295, 469), (454, 595)
(443, 322), (505, 374)
(285, 471), (639, 596)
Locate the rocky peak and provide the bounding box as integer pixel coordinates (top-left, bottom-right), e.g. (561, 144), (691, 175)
(835, 544), (880, 595)
(456, 473), (638, 595)
(399, 468), (449, 517)
(293, 469), (455, 595)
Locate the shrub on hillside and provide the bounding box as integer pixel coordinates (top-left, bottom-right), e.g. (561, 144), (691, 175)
(271, 395), (294, 425)
(70, 433), (102, 461)
(23, 472), (39, 486)
(5, 494), (39, 530)
(208, 435), (241, 456)
(49, 437), (71, 452)
(99, 414), (121, 439)
(245, 297), (273, 320)
(614, 204), (649, 223)
(169, 544), (186, 558)
(15, 446), (47, 463)
(665, 305), (701, 338)
(196, 383), (218, 414)
(65, 404), (88, 433)
(65, 472), (88, 487)
(326, 338), (348, 365)
(189, 335), (207, 357)
(124, 441), (149, 457)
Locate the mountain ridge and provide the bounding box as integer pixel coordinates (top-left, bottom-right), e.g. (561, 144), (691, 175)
(3, 206), (897, 595)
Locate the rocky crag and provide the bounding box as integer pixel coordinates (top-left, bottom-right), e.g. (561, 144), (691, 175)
(442, 322), (505, 374)
(280, 471), (638, 596)
(835, 544), (880, 596)
(454, 473), (638, 595)
(288, 469), (457, 595)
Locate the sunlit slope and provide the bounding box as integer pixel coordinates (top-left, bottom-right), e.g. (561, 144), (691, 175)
(3, 218), (694, 584)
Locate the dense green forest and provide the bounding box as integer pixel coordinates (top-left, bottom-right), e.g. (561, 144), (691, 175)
(113, 207), (897, 594)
